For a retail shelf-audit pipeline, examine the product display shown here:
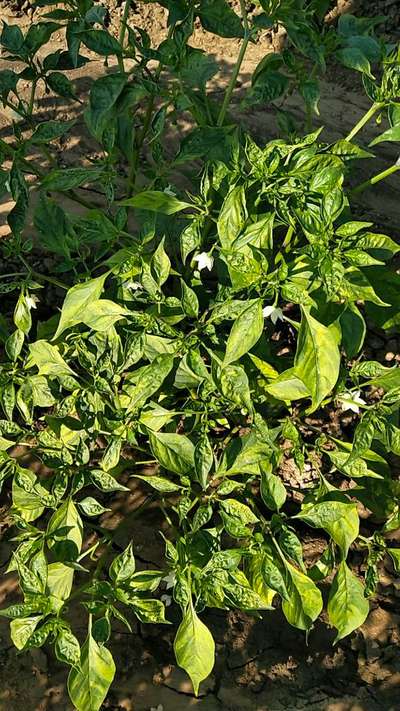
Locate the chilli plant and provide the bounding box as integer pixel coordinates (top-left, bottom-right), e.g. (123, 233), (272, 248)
(0, 0), (400, 708)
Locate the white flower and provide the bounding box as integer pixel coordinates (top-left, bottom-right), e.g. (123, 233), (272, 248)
(193, 252), (214, 272)
(26, 295), (39, 310)
(161, 593), (172, 607)
(262, 304), (284, 325)
(163, 571), (176, 589)
(163, 186), (176, 197)
(125, 280), (142, 291)
(150, 705), (164, 711)
(339, 390), (366, 414)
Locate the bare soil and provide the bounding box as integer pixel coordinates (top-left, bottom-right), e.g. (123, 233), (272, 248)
(0, 1), (400, 710)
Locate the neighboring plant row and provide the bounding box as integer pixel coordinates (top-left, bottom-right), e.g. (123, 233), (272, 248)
(0, 1), (399, 708)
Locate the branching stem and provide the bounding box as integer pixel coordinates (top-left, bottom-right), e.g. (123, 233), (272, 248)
(351, 163), (400, 196)
(217, 0), (250, 127)
(345, 101), (384, 143)
(117, 0), (132, 73)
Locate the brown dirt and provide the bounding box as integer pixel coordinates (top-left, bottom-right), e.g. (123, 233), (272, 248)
(1, 2), (400, 710)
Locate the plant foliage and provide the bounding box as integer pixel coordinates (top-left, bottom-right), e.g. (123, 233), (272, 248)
(0, 0), (399, 706)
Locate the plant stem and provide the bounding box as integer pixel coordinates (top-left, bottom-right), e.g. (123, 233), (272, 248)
(345, 101), (384, 143)
(19, 256), (69, 290)
(27, 79), (37, 117)
(217, 0), (250, 127)
(117, 0), (132, 73)
(128, 23), (175, 193)
(351, 162), (400, 196)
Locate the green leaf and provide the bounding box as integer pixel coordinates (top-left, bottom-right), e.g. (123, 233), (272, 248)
(198, 0), (243, 38)
(294, 309), (340, 412)
(347, 410), (378, 464)
(55, 627), (81, 668)
(87, 73), (127, 138)
(27, 340), (76, 378)
(181, 279), (199, 318)
(100, 439), (122, 472)
(300, 78), (320, 115)
(224, 300), (263, 365)
(130, 597), (167, 623)
(68, 633), (115, 711)
(47, 498), (83, 561)
(126, 354), (174, 412)
(131, 474), (181, 493)
(328, 449), (383, 479)
(12, 474), (45, 522)
(176, 126), (235, 163)
(47, 71), (77, 99)
(80, 29), (122, 56)
(30, 120), (75, 144)
(370, 124), (400, 146)
(282, 564), (323, 631)
(217, 363), (252, 413)
(14, 293), (31, 334)
(120, 190), (193, 214)
(337, 47), (372, 77)
(388, 548), (400, 574)
(42, 167), (104, 192)
(78, 497), (110, 517)
(10, 616), (42, 650)
(194, 434), (213, 489)
(25, 21), (60, 55)
(0, 22), (25, 54)
(174, 604), (215, 695)
(47, 562), (74, 600)
(151, 238), (171, 286)
(82, 299), (129, 331)
(327, 561), (369, 641)
(53, 273), (107, 339)
(220, 498), (258, 524)
(0, 69), (18, 96)
(245, 554), (276, 607)
(90, 469), (129, 492)
(217, 185), (248, 249)
(265, 367), (311, 403)
(340, 304), (366, 358)
(260, 465), (286, 511)
(251, 70), (289, 103)
(149, 431), (195, 475)
(357, 232), (400, 259)
(296, 499), (359, 556)
(110, 542), (135, 584)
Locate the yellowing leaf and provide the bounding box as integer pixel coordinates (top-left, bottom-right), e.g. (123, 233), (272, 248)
(327, 561), (369, 641)
(296, 499), (359, 556)
(174, 604), (215, 695)
(68, 633), (115, 711)
(53, 273), (108, 339)
(282, 564), (323, 631)
(294, 308), (340, 412)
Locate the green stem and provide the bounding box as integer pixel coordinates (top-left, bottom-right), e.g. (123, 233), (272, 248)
(345, 101), (384, 143)
(27, 79), (37, 117)
(19, 256), (69, 290)
(117, 0), (132, 73)
(0, 272), (24, 279)
(127, 24), (175, 194)
(217, 0), (250, 127)
(351, 162), (400, 196)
